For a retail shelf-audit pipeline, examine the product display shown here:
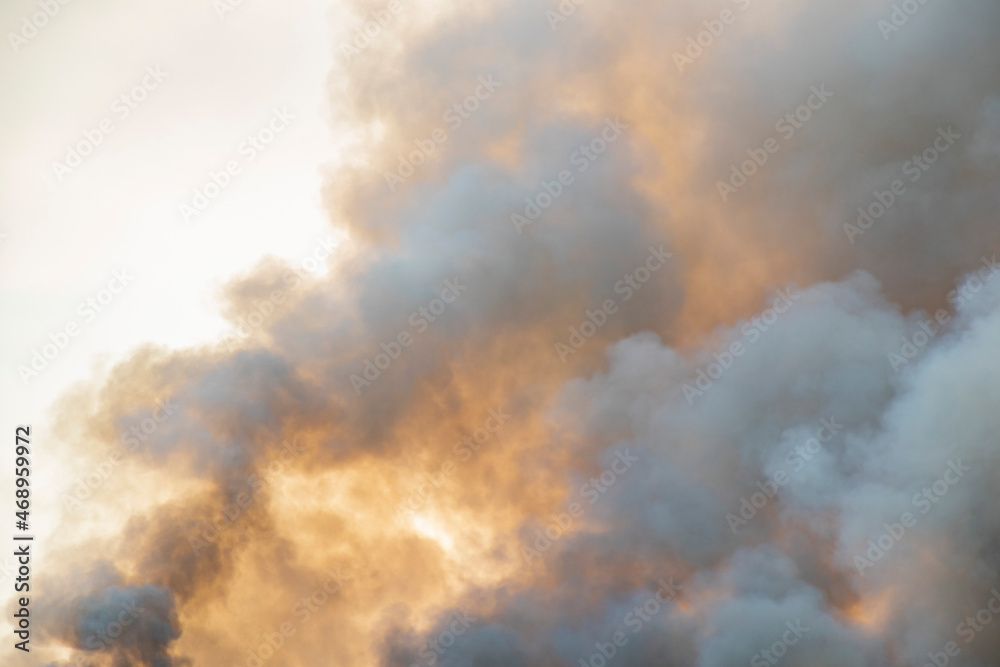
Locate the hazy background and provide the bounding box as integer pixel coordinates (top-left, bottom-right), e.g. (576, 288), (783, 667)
(3, 1), (1000, 666)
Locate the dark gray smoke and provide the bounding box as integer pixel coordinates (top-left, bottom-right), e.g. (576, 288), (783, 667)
(26, 0), (1000, 665)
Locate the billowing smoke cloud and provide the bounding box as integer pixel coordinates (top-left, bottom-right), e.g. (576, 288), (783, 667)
(26, 0), (1000, 665)
(37, 569), (185, 667)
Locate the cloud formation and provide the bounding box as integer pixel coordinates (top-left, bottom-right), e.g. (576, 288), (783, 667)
(25, 0), (1000, 665)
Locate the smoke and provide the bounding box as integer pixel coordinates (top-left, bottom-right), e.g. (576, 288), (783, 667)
(26, 0), (1000, 665)
(37, 569), (186, 667)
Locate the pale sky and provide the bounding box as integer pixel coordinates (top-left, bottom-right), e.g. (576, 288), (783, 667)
(0, 1), (348, 658)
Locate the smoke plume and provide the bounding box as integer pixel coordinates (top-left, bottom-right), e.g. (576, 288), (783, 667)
(27, 0), (1000, 665)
